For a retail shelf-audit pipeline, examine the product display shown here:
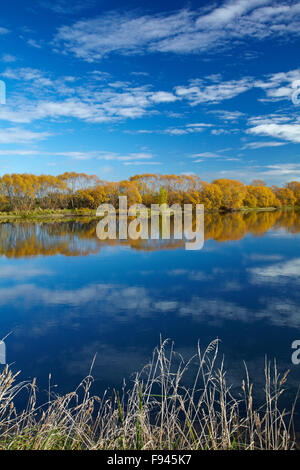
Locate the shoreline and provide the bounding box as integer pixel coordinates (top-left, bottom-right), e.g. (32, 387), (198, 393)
(0, 206), (294, 220)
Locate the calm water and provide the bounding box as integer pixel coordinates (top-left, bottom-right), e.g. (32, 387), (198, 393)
(0, 210), (300, 422)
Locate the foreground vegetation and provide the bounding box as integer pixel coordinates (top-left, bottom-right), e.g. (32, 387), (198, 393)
(0, 340), (297, 450)
(1, 172), (300, 213)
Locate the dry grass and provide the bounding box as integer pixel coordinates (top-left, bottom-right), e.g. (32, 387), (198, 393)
(0, 339), (297, 450)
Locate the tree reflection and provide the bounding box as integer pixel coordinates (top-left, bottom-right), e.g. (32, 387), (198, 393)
(0, 210), (299, 257)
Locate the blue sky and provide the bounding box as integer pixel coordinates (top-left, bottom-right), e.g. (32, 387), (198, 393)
(0, 0), (300, 184)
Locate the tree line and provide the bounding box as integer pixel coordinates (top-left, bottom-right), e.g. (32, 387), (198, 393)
(0, 172), (299, 212)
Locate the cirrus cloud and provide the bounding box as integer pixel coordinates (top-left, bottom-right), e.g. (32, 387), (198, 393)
(54, 1), (300, 62)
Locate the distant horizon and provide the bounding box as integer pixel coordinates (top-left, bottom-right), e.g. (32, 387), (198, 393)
(0, 170), (298, 187)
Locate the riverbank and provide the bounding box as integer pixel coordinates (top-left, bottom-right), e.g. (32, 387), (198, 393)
(0, 340), (297, 450)
(0, 206), (295, 220)
(0, 209), (97, 219)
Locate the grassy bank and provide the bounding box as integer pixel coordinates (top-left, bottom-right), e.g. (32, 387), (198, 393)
(0, 340), (297, 450)
(0, 206), (295, 220)
(0, 208), (97, 219)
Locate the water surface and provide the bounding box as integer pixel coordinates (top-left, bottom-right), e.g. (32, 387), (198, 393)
(0, 210), (299, 421)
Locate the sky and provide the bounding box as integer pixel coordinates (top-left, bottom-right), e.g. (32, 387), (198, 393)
(0, 0), (300, 184)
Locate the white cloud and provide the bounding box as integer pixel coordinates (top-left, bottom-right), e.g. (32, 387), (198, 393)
(39, 0), (95, 14)
(0, 149), (98, 159)
(167, 269), (210, 281)
(53, 1), (300, 62)
(255, 69), (300, 103)
(102, 152), (153, 162)
(128, 123), (213, 136)
(163, 123), (211, 135)
(195, 0), (267, 28)
(1, 67), (77, 101)
(150, 91), (178, 103)
(164, 128), (189, 135)
(211, 110), (245, 121)
(0, 127), (50, 143)
(0, 68), (179, 124)
(264, 163), (300, 176)
(212, 163), (300, 183)
(0, 148), (157, 164)
(186, 123), (213, 128)
(0, 99), (110, 124)
(175, 78), (253, 104)
(247, 122), (300, 143)
(0, 149), (40, 156)
(154, 301), (178, 311)
(191, 152), (221, 158)
(2, 54), (17, 63)
(249, 258), (300, 279)
(242, 141), (287, 149)
(54, 151), (98, 160)
(0, 96), (146, 124)
(2, 62), (300, 131)
(190, 150), (237, 162)
(27, 39), (42, 49)
(0, 266), (52, 279)
(123, 161), (161, 166)
(54, 10), (194, 61)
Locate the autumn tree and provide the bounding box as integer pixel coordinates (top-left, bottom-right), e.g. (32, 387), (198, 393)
(246, 186), (280, 208)
(1, 174), (40, 211)
(58, 172), (100, 209)
(118, 181), (142, 207)
(158, 186), (168, 205)
(286, 181), (300, 205)
(212, 179), (247, 210)
(35, 175), (67, 209)
(272, 187), (296, 207)
(244, 187), (258, 208)
(198, 183), (223, 210)
(0, 172), (297, 213)
(251, 179), (267, 187)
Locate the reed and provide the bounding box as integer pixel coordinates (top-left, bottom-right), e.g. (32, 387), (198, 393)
(0, 339), (297, 450)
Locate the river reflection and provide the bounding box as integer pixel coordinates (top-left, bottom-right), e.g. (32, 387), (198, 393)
(0, 209), (300, 257)
(0, 210), (299, 423)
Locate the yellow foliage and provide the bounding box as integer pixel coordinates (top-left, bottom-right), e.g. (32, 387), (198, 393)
(0, 172), (298, 212)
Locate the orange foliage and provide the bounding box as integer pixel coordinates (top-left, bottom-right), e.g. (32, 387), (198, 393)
(0, 172), (299, 212)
